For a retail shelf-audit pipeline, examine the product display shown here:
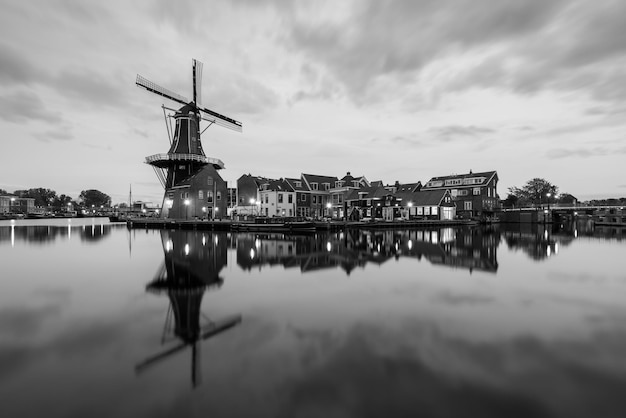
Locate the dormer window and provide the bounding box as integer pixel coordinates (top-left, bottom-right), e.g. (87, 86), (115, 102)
(323, 183), (330, 190)
(311, 183), (318, 190)
(295, 181), (302, 188)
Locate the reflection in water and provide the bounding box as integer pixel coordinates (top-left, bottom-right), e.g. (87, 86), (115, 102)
(237, 227), (500, 274)
(0, 220), (122, 246)
(136, 229), (242, 387)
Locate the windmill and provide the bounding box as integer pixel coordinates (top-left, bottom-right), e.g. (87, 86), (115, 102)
(136, 59), (242, 219)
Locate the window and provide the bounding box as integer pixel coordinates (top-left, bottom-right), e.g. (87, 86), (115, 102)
(464, 201), (472, 211)
(198, 190), (204, 199)
(295, 181), (302, 187)
(432, 206), (438, 215)
(288, 194), (293, 204)
(458, 190), (469, 196)
(311, 183), (318, 190)
(278, 194), (283, 203)
(335, 181), (343, 188)
(207, 191), (213, 203)
(207, 177), (213, 186)
(265, 195), (268, 204)
(352, 181), (360, 187)
(313, 195), (317, 204)
(473, 188), (481, 195)
(217, 191), (221, 200)
(323, 183), (330, 190)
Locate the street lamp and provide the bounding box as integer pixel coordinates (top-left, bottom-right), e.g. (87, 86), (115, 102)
(184, 199), (190, 220)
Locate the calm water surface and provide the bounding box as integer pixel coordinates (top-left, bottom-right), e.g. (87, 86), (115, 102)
(0, 218), (625, 418)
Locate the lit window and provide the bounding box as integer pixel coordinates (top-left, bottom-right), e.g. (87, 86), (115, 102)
(207, 177), (213, 186)
(199, 190), (204, 199)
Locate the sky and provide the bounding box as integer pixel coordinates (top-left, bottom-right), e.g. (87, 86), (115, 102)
(1, 0), (625, 204)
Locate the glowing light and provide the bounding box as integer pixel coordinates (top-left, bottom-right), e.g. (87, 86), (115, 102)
(10, 225), (14, 247)
(166, 239), (173, 252)
(250, 248), (255, 260)
(184, 199), (190, 206)
(326, 242), (332, 252)
(547, 246), (551, 257)
(255, 238), (260, 249)
(408, 240), (413, 250)
(408, 202), (413, 207)
(202, 235), (206, 246)
(184, 243), (190, 255)
(554, 242), (559, 254)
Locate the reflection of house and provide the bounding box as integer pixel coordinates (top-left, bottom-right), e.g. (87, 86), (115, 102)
(421, 170), (499, 218)
(235, 227), (499, 275)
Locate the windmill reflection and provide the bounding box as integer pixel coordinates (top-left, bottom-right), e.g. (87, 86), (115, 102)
(136, 229), (241, 387)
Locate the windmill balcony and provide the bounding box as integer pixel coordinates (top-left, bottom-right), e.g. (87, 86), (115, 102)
(145, 153), (225, 169)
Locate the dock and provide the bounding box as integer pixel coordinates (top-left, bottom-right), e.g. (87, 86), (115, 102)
(125, 218), (479, 231)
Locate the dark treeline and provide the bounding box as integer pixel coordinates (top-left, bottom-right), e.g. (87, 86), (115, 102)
(0, 187), (111, 208)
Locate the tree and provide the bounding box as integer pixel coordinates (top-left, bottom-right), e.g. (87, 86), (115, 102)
(79, 189), (111, 208)
(52, 194), (74, 209)
(507, 178), (559, 207)
(23, 188), (57, 207)
(0, 189), (7, 195)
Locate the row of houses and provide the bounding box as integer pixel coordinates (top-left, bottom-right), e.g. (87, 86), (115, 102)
(232, 170), (499, 221)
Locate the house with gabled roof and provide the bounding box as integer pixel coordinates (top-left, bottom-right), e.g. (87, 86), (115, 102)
(258, 178), (296, 217)
(421, 170), (498, 218)
(345, 185), (399, 220)
(301, 173), (337, 218)
(284, 177), (312, 218)
(235, 173), (275, 216)
(329, 172), (370, 219)
(394, 189), (455, 220)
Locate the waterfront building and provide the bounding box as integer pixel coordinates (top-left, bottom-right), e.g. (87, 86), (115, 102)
(301, 173), (337, 218)
(394, 189), (455, 220)
(328, 172), (370, 219)
(235, 174), (274, 216)
(345, 186), (398, 220)
(0, 196), (35, 214)
(421, 170), (499, 218)
(258, 179), (296, 217)
(284, 177), (312, 218)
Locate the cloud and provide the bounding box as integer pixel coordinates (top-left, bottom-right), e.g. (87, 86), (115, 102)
(281, 0), (567, 104)
(546, 146), (626, 159)
(34, 127), (74, 142)
(53, 69), (130, 109)
(205, 72), (280, 116)
(0, 90), (63, 124)
(0, 42), (40, 86)
(428, 125), (495, 141)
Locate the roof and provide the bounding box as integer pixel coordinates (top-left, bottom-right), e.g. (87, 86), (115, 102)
(301, 173), (338, 184)
(284, 177), (310, 192)
(345, 186), (394, 201)
(395, 189), (449, 206)
(423, 170), (498, 189)
(396, 182), (422, 193)
(265, 179), (294, 192)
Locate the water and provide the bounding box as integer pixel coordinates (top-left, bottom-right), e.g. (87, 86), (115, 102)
(1, 218), (625, 418)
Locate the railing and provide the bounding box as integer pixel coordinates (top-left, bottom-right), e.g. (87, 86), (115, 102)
(145, 153), (225, 168)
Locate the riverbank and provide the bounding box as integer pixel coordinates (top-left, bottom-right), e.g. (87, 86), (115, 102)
(126, 218), (480, 231)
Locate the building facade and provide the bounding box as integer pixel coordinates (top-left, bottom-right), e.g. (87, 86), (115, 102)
(258, 179), (297, 217)
(421, 170), (499, 218)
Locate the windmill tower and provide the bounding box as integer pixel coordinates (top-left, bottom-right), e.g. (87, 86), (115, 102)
(137, 59), (242, 219)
